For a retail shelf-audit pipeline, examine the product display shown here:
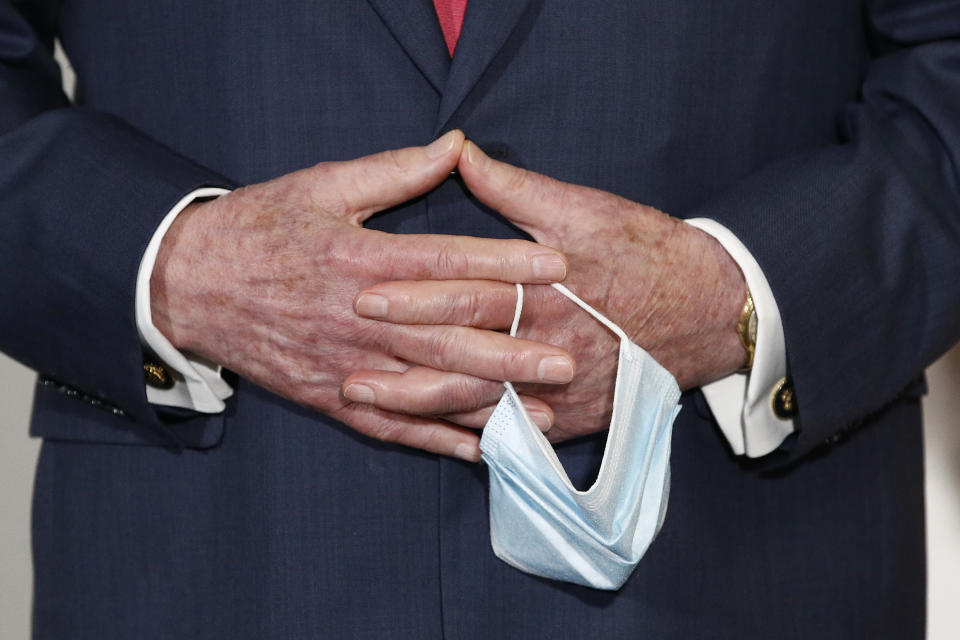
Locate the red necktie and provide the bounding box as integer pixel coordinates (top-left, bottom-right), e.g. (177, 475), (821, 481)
(433, 0), (468, 57)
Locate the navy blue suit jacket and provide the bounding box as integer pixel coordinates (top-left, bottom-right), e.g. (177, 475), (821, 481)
(2, 1), (958, 637)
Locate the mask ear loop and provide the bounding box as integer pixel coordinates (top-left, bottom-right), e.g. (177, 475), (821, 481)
(504, 282), (635, 495)
(510, 284), (525, 337)
(510, 283), (631, 358)
(549, 283), (630, 349)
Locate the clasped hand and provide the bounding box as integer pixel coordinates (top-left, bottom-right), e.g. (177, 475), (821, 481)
(343, 141), (748, 446)
(152, 132), (745, 462)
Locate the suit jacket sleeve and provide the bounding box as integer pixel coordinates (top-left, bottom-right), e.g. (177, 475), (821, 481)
(0, 0), (233, 438)
(688, 0), (960, 462)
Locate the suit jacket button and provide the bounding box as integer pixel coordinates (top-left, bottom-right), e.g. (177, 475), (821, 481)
(771, 376), (798, 419)
(144, 360), (175, 390)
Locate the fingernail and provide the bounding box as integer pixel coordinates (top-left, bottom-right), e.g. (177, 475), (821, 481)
(527, 410), (552, 432)
(454, 443), (480, 462)
(464, 141), (489, 169)
(426, 130), (458, 159)
(343, 384), (375, 404)
(355, 293), (388, 318)
(538, 356), (575, 383)
(532, 254), (567, 281)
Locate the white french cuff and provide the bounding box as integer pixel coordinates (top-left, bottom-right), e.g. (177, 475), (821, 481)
(135, 187), (234, 413)
(684, 218), (795, 457)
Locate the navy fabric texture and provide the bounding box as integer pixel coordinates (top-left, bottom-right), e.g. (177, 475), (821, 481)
(2, 0), (956, 637)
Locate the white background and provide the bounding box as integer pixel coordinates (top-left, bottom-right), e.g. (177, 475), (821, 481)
(1, 49), (957, 639)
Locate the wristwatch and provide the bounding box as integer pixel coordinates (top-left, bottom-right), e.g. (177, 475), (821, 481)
(736, 288), (757, 372)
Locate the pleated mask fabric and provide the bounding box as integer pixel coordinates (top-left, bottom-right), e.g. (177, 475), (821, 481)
(480, 283), (682, 590)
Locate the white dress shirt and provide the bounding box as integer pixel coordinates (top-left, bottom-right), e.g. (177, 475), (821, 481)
(135, 188), (234, 412)
(686, 218), (795, 457)
(136, 191), (795, 457)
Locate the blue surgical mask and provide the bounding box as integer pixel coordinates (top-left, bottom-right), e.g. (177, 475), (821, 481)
(480, 283), (681, 591)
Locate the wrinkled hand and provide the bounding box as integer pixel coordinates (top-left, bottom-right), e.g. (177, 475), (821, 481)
(150, 132), (575, 460)
(345, 141), (747, 442)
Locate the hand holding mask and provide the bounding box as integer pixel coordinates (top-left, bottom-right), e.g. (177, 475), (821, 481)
(481, 284), (681, 590)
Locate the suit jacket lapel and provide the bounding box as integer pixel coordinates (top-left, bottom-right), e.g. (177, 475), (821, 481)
(366, 0), (451, 94)
(435, 0), (534, 132)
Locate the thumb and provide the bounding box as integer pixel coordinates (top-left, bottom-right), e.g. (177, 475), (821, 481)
(317, 130), (465, 226)
(456, 140), (580, 244)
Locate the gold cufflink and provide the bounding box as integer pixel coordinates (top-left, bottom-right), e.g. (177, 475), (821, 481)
(143, 360), (175, 390)
(771, 376), (798, 419)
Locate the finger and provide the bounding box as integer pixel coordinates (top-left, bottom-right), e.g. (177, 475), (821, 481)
(343, 367), (502, 415)
(457, 140), (602, 242)
(379, 324), (576, 384)
(444, 395), (554, 432)
(342, 367), (554, 431)
(354, 280), (519, 327)
(379, 233), (568, 283)
(316, 130), (465, 224)
(336, 401), (481, 462)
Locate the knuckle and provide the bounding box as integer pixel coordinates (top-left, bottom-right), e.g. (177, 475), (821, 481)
(305, 163), (353, 214)
(457, 287), (490, 327)
(500, 345), (534, 380)
(383, 148), (407, 173)
(554, 180), (578, 209)
(367, 418), (403, 444)
(497, 240), (531, 274)
(503, 166), (531, 194)
(317, 187), (356, 220)
(411, 428), (445, 455)
(433, 242), (467, 276)
(428, 329), (463, 370)
(448, 377), (490, 412)
(494, 243), (525, 281)
(306, 161), (336, 185)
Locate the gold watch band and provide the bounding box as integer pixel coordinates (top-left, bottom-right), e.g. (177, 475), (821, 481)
(736, 288), (756, 372)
